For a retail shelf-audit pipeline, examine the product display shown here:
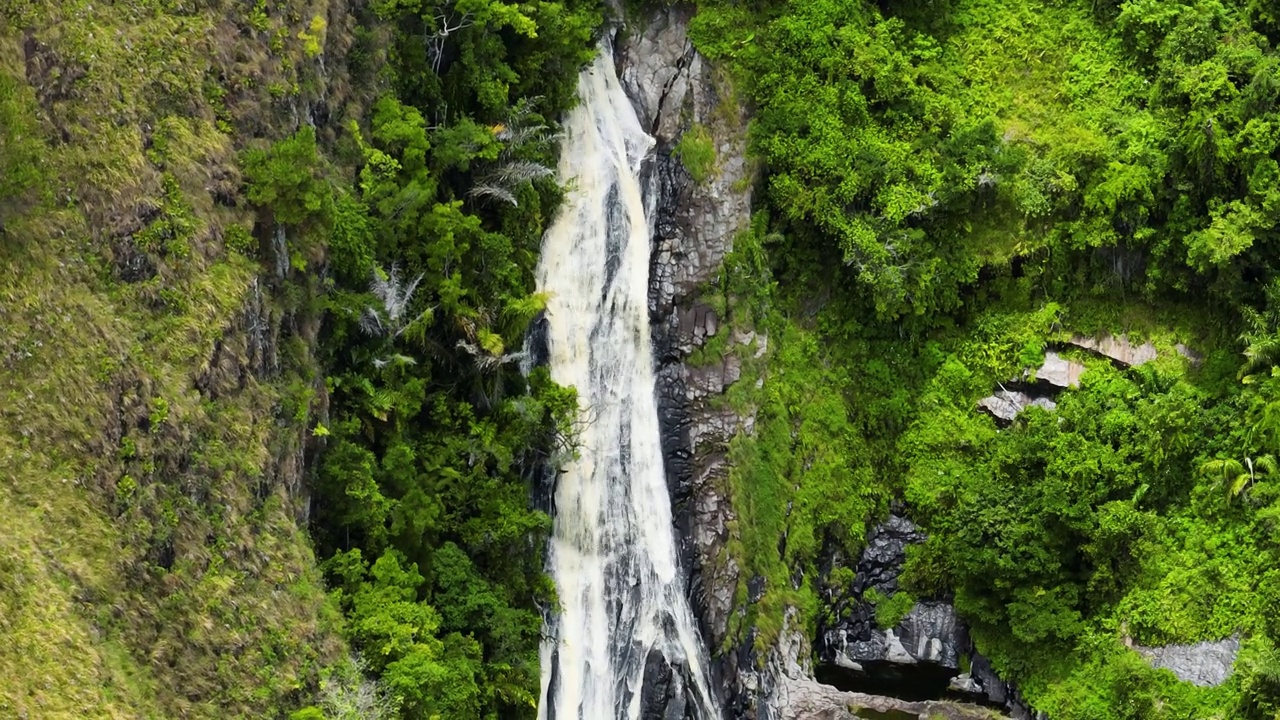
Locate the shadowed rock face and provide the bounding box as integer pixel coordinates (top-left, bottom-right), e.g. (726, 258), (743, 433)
(820, 519), (968, 683)
(616, 1), (757, 699)
(817, 517), (1034, 718)
(770, 614), (1009, 720)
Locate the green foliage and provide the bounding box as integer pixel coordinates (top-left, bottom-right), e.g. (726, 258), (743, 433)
(283, 3), (600, 717)
(222, 223), (257, 257)
(242, 127), (332, 227)
(134, 175), (198, 258)
(299, 15), (328, 58)
(687, 0), (1280, 713)
(0, 0), (379, 717)
(693, 0), (1280, 316)
(675, 123), (717, 183)
(865, 588), (916, 630)
(705, 218), (892, 650)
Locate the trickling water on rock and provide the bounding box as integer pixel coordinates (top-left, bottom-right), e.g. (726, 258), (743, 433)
(533, 43), (722, 720)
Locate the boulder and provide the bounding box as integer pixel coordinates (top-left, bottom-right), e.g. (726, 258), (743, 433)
(978, 389), (1057, 423)
(1134, 637), (1240, 687)
(1029, 351), (1085, 388)
(1069, 334), (1158, 366)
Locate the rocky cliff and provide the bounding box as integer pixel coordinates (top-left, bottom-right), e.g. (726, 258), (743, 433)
(617, 0), (755, 674)
(617, 7), (1008, 719)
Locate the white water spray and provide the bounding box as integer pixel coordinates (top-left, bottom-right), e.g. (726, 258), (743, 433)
(533, 44), (722, 720)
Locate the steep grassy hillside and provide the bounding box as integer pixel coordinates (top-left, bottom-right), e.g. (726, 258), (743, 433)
(3, 0), (604, 715)
(0, 1), (366, 716)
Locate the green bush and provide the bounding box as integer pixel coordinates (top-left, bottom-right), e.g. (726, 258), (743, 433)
(866, 588), (916, 630)
(242, 127), (331, 227)
(675, 123), (717, 183)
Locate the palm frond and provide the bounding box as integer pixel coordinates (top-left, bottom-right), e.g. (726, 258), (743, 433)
(1256, 454), (1279, 477)
(368, 264), (425, 328)
(1241, 337), (1280, 380)
(468, 182), (519, 207)
(491, 160), (555, 184)
(1200, 457), (1242, 478)
(1230, 471), (1253, 499)
(359, 307), (385, 336)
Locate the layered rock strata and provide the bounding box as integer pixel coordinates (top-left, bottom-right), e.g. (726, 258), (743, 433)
(616, 1), (756, 671)
(818, 516), (1026, 716)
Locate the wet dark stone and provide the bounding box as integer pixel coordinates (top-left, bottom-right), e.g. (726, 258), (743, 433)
(525, 310), (551, 370)
(640, 649), (693, 720)
(816, 660), (956, 703)
(113, 236), (158, 283)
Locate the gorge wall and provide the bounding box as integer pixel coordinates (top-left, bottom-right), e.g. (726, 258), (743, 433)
(617, 8), (1010, 719)
(617, 2), (754, 663)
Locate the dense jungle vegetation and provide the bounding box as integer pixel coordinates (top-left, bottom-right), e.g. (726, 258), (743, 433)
(9, 0), (1280, 718)
(689, 0), (1280, 717)
(1, 0), (596, 717)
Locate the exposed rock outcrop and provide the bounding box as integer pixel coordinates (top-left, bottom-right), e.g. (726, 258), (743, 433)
(1069, 334), (1158, 366)
(764, 610), (1009, 720)
(980, 334), (1203, 424)
(818, 516), (1031, 718)
(617, 2), (756, 670)
(1029, 351), (1085, 389)
(774, 678), (1006, 720)
(978, 389), (1057, 423)
(826, 600), (967, 672)
(1134, 637), (1240, 687)
(821, 518), (965, 684)
(1068, 332), (1204, 368)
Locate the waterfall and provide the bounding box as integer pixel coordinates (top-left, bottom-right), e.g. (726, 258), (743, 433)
(533, 43), (722, 720)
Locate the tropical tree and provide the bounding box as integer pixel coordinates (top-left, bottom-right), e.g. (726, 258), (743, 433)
(1200, 454), (1278, 504)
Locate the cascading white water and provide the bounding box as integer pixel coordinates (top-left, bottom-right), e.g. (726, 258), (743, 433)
(533, 44), (722, 720)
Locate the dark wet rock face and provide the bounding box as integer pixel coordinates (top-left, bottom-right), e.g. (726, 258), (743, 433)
(818, 516), (1032, 717)
(852, 516), (923, 596)
(821, 518), (968, 680)
(617, 3), (756, 706)
(640, 649), (696, 720)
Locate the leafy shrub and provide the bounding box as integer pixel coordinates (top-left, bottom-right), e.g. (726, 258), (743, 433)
(242, 127), (331, 226)
(866, 588), (916, 630)
(675, 123), (717, 183)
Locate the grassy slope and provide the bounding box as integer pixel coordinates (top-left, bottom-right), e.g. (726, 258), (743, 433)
(0, 1), (365, 716)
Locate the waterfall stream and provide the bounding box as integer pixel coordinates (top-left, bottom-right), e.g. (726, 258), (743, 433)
(533, 44), (723, 720)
